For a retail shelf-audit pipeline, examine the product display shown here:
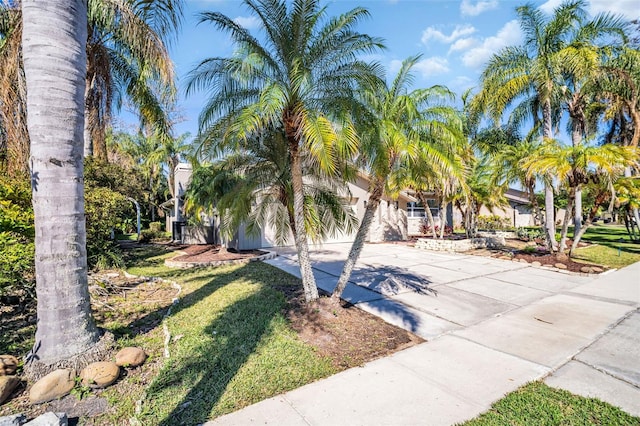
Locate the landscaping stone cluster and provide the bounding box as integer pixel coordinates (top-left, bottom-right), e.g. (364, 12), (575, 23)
(0, 347), (147, 424)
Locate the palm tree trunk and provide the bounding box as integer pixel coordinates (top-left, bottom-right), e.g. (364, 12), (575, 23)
(286, 130), (318, 302)
(542, 99), (558, 251)
(439, 200), (447, 239)
(526, 181), (543, 226)
(571, 120), (583, 236)
(332, 179), (384, 300)
(569, 189), (608, 256)
(83, 79), (93, 157)
(417, 192), (437, 239)
(558, 188), (574, 254)
(22, 0), (100, 371)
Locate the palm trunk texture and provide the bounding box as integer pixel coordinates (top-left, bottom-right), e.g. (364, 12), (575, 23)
(542, 99), (558, 251)
(332, 179), (384, 300)
(286, 127), (318, 302)
(23, 0), (100, 366)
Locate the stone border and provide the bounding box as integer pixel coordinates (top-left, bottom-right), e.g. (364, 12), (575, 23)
(415, 236), (504, 253)
(164, 250), (277, 269)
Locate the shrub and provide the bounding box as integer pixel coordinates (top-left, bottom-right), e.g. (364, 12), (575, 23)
(420, 222), (453, 236)
(139, 228), (170, 243)
(85, 187), (129, 269)
(516, 227), (543, 241)
(0, 177), (35, 298)
(149, 221), (163, 232)
(477, 215), (512, 231)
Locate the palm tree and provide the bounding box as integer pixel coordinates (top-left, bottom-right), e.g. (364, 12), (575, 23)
(185, 127), (358, 250)
(0, 0), (182, 169)
(331, 57), (462, 300)
(22, 0), (100, 377)
(147, 131), (192, 200)
(187, 0), (384, 302)
(524, 140), (639, 255)
(84, 0), (182, 160)
(475, 0), (590, 252)
(556, 11), (628, 236)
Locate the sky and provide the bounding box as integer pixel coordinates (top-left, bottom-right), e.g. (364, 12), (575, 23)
(119, 0), (640, 139)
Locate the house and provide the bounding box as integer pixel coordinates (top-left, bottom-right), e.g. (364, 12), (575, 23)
(164, 164), (417, 248)
(163, 163), (538, 248)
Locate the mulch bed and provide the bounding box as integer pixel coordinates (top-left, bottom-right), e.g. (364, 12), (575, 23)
(170, 244), (266, 263)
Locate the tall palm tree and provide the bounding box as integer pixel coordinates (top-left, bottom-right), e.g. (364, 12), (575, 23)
(185, 127), (358, 250)
(22, 0), (100, 376)
(557, 11), (628, 235)
(331, 57), (462, 299)
(0, 0), (182, 170)
(84, 0), (182, 160)
(187, 0), (384, 302)
(475, 0), (590, 252)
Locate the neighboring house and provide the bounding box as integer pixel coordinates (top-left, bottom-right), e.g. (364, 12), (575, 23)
(478, 188), (536, 228)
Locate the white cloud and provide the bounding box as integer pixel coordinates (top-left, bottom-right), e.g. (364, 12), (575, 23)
(460, 20), (522, 68)
(538, 0), (562, 14)
(449, 37), (479, 53)
(588, 0), (639, 20)
(539, 0), (638, 20)
(421, 24), (476, 45)
(460, 0), (499, 17)
(413, 57), (450, 78)
(388, 59), (403, 77)
(233, 16), (261, 29)
(388, 57), (450, 79)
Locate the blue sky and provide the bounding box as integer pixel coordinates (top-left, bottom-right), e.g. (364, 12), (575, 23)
(119, 0), (639, 139)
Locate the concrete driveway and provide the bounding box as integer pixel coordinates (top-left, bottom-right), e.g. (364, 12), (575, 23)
(267, 242), (600, 339)
(207, 242), (640, 425)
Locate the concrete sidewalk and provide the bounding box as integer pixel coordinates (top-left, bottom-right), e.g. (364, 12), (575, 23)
(207, 245), (640, 425)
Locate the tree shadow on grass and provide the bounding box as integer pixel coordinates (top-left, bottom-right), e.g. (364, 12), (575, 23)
(132, 263), (288, 425)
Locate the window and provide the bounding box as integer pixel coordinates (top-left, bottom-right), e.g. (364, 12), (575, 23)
(407, 201), (439, 218)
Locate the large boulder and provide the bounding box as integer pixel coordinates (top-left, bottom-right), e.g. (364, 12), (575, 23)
(29, 369), (74, 404)
(80, 362), (119, 388)
(0, 356), (19, 376)
(0, 376), (20, 405)
(115, 347), (147, 368)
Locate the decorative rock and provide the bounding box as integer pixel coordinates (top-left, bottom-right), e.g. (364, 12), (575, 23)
(115, 347), (147, 368)
(519, 259), (529, 263)
(0, 376), (20, 405)
(580, 266), (594, 274)
(592, 266), (603, 272)
(0, 413), (26, 426)
(0, 356), (19, 376)
(29, 369), (74, 404)
(24, 412), (67, 426)
(498, 255), (511, 260)
(542, 264), (554, 268)
(554, 263), (568, 269)
(80, 362), (119, 388)
(531, 261), (542, 267)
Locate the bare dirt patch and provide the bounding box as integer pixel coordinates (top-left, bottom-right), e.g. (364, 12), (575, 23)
(280, 284), (423, 369)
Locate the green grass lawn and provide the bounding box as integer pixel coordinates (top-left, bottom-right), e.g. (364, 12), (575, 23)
(100, 246), (336, 425)
(463, 381), (639, 426)
(570, 225), (640, 269)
